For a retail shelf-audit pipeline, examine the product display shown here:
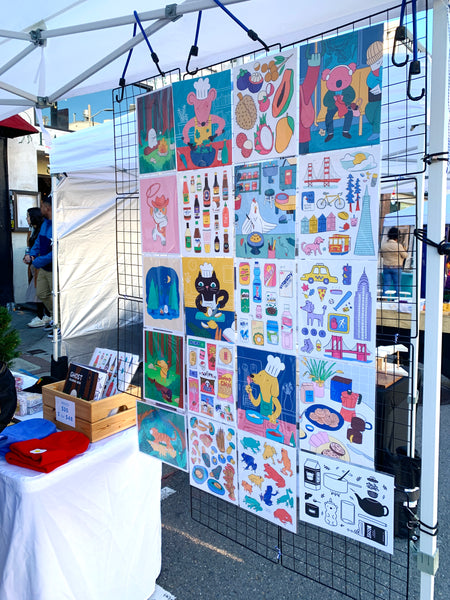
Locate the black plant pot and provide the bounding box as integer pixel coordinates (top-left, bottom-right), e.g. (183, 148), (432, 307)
(0, 361), (17, 431)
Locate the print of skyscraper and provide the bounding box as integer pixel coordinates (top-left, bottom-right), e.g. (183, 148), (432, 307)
(354, 269), (372, 341)
(354, 186), (375, 256)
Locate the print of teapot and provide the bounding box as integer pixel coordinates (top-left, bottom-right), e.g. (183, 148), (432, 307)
(353, 493), (389, 518)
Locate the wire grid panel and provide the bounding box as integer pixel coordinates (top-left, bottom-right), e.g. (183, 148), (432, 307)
(116, 194), (142, 300)
(117, 296), (143, 395)
(191, 486), (280, 564)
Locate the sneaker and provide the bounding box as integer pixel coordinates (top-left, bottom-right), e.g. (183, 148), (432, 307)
(42, 315), (52, 324)
(48, 328), (61, 339)
(27, 316), (46, 328)
(43, 320), (54, 331)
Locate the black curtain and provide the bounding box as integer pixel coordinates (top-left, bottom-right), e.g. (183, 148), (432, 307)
(0, 137), (14, 306)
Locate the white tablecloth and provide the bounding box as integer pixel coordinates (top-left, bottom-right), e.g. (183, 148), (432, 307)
(0, 427), (162, 600)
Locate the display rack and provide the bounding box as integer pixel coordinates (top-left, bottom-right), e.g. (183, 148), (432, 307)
(112, 2), (429, 598)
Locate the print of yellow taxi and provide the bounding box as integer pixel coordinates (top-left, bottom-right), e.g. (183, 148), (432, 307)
(300, 264), (338, 285)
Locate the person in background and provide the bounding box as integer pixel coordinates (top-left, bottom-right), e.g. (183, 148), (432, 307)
(24, 207), (51, 328)
(23, 196), (54, 331)
(380, 226), (408, 298)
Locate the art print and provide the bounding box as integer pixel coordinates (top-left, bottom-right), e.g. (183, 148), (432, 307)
(237, 347), (296, 447)
(299, 24), (384, 154)
(232, 48), (299, 162)
(189, 415), (238, 505)
(235, 259), (296, 354)
(298, 146), (380, 260)
(173, 71), (232, 171)
(143, 255), (183, 333)
(235, 158), (297, 259)
(299, 453), (394, 554)
(140, 174), (180, 254)
(90, 348), (139, 396)
(237, 432), (297, 532)
(179, 167), (233, 257)
(299, 357), (375, 468)
(137, 401), (187, 471)
(187, 336), (236, 424)
(143, 330), (184, 410)
(136, 86), (176, 174)
(298, 259), (377, 364)
(182, 257), (234, 341)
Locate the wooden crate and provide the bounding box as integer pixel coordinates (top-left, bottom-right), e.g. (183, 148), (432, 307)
(42, 381), (137, 442)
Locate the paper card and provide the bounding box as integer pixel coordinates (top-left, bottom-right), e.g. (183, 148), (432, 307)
(140, 174), (180, 254)
(188, 414), (238, 505)
(182, 257), (234, 341)
(173, 70), (232, 171)
(232, 48), (299, 162)
(235, 259), (296, 354)
(237, 346), (297, 447)
(234, 157), (297, 260)
(297, 258), (377, 365)
(298, 24), (384, 155)
(137, 401), (188, 472)
(187, 337), (236, 424)
(299, 453), (394, 554)
(136, 86), (176, 174)
(143, 255), (184, 333)
(299, 357), (375, 468)
(144, 330), (184, 410)
(178, 166), (233, 257)
(237, 432), (297, 532)
(298, 145), (380, 260)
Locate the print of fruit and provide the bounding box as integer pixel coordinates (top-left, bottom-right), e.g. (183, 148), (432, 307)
(261, 53), (293, 82)
(257, 90), (270, 112)
(272, 68), (294, 118)
(248, 71), (264, 93)
(275, 114), (295, 154)
(254, 114), (274, 155)
(237, 69), (251, 91)
(235, 93), (257, 130)
(236, 132), (253, 158)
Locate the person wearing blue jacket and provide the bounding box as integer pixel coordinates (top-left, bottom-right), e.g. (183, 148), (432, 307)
(23, 196), (53, 320)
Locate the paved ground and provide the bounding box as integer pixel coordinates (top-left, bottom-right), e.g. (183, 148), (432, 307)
(8, 305), (449, 600)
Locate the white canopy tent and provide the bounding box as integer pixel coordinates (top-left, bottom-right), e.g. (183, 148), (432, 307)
(384, 196), (450, 227)
(2, 2), (448, 600)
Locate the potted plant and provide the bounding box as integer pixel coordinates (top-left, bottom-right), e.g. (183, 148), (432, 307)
(0, 306), (21, 430)
(301, 357), (342, 398)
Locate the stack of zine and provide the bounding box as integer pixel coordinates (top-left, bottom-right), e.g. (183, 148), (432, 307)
(62, 363), (108, 402)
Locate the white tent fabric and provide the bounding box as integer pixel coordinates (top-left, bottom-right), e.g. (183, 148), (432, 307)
(383, 196), (450, 226)
(0, 0), (423, 120)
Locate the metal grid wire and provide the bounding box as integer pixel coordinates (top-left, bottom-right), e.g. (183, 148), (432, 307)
(112, 3), (429, 599)
(117, 296), (143, 395)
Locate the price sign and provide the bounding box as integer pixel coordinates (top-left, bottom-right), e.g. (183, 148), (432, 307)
(55, 396), (75, 427)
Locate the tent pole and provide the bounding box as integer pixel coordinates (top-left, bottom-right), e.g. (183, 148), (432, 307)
(0, 29), (30, 41)
(40, 0), (247, 39)
(0, 44), (37, 78)
(51, 176), (59, 363)
(419, 0), (448, 596)
(0, 80), (38, 103)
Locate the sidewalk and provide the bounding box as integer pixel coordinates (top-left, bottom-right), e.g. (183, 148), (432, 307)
(10, 305), (54, 377)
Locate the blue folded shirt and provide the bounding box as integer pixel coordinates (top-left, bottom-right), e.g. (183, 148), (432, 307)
(0, 418), (57, 457)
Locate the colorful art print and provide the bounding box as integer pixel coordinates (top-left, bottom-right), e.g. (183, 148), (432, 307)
(299, 453), (394, 554)
(297, 259), (377, 364)
(182, 257), (234, 341)
(237, 346), (297, 447)
(136, 86), (176, 174)
(188, 414), (238, 504)
(299, 357), (375, 469)
(143, 330), (184, 410)
(137, 401), (188, 471)
(235, 157), (297, 259)
(187, 336), (236, 424)
(140, 174), (180, 254)
(173, 71), (232, 171)
(235, 259), (296, 354)
(237, 432), (297, 532)
(179, 167), (233, 257)
(298, 145), (380, 260)
(299, 24), (384, 154)
(232, 49), (299, 162)
(143, 255), (184, 333)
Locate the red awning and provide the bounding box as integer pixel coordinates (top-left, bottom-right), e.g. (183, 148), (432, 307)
(0, 114), (38, 138)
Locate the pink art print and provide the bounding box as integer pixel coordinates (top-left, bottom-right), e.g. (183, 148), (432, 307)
(140, 174), (180, 254)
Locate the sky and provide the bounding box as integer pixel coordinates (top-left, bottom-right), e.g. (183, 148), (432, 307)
(41, 88), (114, 126)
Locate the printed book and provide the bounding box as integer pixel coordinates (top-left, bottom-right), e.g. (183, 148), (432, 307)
(63, 363), (108, 402)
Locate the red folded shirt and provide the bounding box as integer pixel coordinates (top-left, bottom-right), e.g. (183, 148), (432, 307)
(5, 431), (90, 472)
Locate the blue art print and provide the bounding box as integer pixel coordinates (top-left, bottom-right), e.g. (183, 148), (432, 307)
(235, 157), (297, 259)
(297, 258), (377, 364)
(237, 346), (297, 447)
(173, 70), (232, 171)
(143, 255), (184, 333)
(299, 24), (384, 154)
(137, 401), (188, 471)
(298, 145), (380, 260)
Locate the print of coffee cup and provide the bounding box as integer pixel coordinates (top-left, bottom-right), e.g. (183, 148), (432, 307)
(346, 414), (372, 444)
